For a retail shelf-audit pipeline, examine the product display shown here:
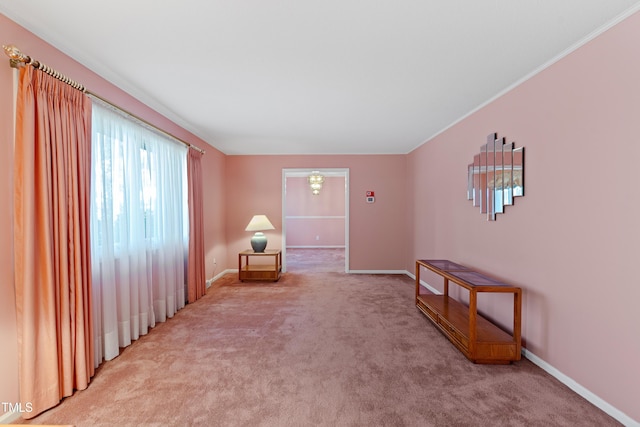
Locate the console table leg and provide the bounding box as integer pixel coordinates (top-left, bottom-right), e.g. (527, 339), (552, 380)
(415, 261), (421, 302)
(468, 291), (477, 357)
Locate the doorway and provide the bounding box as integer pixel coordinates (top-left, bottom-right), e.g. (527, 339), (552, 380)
(281, 168), (349, 273)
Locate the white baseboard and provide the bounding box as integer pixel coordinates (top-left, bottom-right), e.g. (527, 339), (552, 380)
(348, 269), (409, 275)
(522, 349), (638, 427)
(0, 410), (22, 424)
(409, 270), (637, 426)
(408, 271), (441, 295)
(286, 245), (346, 249)
(206, 269), (235, 287)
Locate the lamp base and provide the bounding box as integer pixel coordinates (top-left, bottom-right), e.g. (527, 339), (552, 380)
(250, 232), (268, 253)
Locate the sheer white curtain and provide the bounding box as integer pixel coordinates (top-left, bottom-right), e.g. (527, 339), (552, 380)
(90, 100), (187, 364)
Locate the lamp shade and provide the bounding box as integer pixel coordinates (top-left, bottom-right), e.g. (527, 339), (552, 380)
(245, 215), (275, 252)
(245, 215), (275, 232)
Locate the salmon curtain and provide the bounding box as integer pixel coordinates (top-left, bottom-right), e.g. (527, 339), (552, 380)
(13, 66), (94, 418)
(187, 149), (206, 303)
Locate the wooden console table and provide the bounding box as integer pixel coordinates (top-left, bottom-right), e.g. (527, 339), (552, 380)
(238, 249), (282, 282)
(415, 259), (521, 364)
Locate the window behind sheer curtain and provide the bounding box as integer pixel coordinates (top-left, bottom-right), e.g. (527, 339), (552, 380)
(90, 99), (188, 364)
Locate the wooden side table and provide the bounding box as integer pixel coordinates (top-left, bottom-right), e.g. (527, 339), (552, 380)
(238, 249), (282, 281)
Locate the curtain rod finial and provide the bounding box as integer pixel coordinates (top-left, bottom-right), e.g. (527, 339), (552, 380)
(3, 44), (28, 68)
(3, 44), (23, 60)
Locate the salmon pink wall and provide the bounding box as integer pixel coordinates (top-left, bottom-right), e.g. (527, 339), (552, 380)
(225, 155), (408, 271)
(201, 150), (228, 282)
(0, 13), (226, 419)
(408, 11), (640, 423)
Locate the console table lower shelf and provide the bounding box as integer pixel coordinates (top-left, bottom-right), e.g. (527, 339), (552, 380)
(416, 295), (519, 364)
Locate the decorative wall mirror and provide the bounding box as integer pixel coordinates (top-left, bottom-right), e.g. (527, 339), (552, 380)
(467, 133), (524, 221)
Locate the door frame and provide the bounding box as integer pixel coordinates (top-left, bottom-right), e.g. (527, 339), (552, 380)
(281, 168), (350, 273)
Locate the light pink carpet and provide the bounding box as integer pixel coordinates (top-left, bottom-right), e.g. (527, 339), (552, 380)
(15, 249), (620, 426)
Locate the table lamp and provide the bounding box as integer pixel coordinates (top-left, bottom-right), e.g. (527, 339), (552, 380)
(245, 214), (275, 252)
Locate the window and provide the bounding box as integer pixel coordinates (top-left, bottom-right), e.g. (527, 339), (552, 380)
(90, 99), (188, 362)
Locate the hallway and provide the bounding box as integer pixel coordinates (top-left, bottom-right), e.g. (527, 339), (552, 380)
(285, 248), (345, 273)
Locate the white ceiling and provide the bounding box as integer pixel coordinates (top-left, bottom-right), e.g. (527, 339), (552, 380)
(2, 1), (640, 155)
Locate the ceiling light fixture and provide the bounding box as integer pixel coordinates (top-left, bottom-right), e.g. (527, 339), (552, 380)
(308, 171), (324, 195)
